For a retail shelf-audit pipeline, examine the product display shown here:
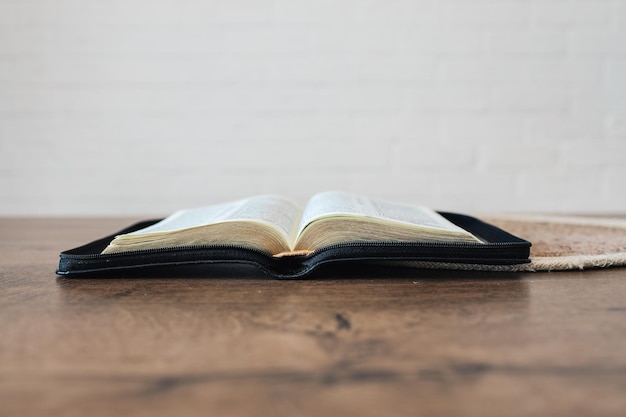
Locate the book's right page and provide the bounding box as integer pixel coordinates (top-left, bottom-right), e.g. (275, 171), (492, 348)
(294, 192), (481, 251)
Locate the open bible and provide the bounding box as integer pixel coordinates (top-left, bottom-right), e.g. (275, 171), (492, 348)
(57, 192), (531, 277)
(102, 192), (482, 256)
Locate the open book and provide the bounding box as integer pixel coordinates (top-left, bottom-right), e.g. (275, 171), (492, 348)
(57, 192), (531, 277)
(102, 191), (483, 256)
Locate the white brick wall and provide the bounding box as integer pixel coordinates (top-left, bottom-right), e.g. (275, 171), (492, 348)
(1, 0), (625, 215)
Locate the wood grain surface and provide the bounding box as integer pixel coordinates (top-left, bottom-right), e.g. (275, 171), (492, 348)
(1, 218), (626, 417)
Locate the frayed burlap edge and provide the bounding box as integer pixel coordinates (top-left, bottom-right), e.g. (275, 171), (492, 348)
(393, 253), (626, 273)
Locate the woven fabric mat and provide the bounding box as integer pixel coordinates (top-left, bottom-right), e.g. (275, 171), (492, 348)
(398, 215), (626, 272)
(486, 215), (626, 271)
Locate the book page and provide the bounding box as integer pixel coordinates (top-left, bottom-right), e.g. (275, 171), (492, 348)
(129, 195), (301, 244)
(297, 191), (469, 237)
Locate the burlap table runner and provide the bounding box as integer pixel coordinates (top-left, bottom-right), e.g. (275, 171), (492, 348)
(399, 215), (626, 272)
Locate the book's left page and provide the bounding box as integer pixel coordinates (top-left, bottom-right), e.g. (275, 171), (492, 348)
(101, 196), (302, 255)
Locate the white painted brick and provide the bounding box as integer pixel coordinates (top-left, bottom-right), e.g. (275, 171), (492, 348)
(400, 29), (485, 56)
(0, 0), (275, 27)
(568, 30), (626, 56)
(614, 1), (626, 29)
(438, 59), (523, 83)
(490, 84), (570, 113)
(0, 26), (45, 57)
(305, 25), (406, 54)
(443, 1), (531, 28)
(318, 86), (409, 114)
(272, 0), (363, 24)
(346, 1), (446, 26)
(478, 143), (561, 173)
(406, 84), (489, 113)
(527, 115), (607, 143)
(607, 59), (626, 96)
(422, 172), (520, 213)
(606, 116), (626, 141)
(262, 53), (438, 83)
(0, 85), (408, 117)
(204, 139), (390, 172)
(570, 86), (625, 117)
(391, 141), (476, 172)
(442, 116), (527, 144)
(524, 59), (604, 83)
(531, 1), (612, 28)
(347, 115), (444, 143)
(518, 170), (609, 212)
(561, 143), (626, 168)
(212, 116), (357, 143)
(0, 2), (55, 28)
(347, 171), (444, 204)
(488, 31), (568, 57)
(606, 168), (626, 209)
(1, 0), (625, 215)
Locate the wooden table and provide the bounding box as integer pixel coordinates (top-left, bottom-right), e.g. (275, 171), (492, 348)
(1, 218), (625, 417)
